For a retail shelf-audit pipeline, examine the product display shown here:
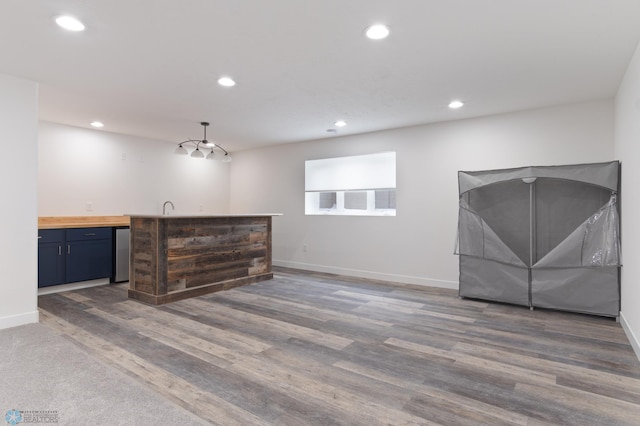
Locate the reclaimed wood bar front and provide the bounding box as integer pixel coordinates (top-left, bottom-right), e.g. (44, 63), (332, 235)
(128, 214), (279, 305)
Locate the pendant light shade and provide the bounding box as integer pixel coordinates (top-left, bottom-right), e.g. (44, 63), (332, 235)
(174, 122), (232, 162)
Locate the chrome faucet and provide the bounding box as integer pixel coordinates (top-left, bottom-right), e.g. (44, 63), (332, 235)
(163, 201), (175, 215)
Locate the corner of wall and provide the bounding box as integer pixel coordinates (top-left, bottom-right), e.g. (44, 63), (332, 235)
(0, 73), (39, 330)
(614, 38), (640, 363)
(621, 312), (640, 363)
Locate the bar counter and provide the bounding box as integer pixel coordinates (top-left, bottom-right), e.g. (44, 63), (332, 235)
(127, 214), (281, 305)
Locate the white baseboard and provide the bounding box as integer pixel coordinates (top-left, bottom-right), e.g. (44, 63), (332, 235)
(620, 311), (640, 363)
(37, 278), (111, 296)
(0, 310), (39, 330)
(273, 260), (459, 290)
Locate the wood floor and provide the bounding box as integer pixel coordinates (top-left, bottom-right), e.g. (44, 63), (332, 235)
(38, 268), (640, 425)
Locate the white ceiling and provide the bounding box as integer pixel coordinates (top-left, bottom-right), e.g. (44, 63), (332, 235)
(2, 0), (640, 152)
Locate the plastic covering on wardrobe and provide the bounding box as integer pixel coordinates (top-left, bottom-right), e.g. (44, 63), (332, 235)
(456, 161), (620, 317)
(458, 161), (619, 195)
(531, 267), (619, 316)
(455, 198), (527, 267)
(459, 256), (529, 306)
(533, 196), (621, 269)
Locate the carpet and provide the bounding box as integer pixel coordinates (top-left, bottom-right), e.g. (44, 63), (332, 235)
(0, 323), (208, 425)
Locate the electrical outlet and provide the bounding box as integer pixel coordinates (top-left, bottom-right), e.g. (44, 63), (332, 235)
(86, 202), (93, 212)
(303, 244), (307, 252)
(199, 204), (204, 212)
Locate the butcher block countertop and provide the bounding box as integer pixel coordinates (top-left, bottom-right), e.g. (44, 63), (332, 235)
(38, 216), (131, 229)
(127, 213), (283, 218)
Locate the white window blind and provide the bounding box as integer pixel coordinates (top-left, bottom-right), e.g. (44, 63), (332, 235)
(305, 152), (396, 216)
(305, 152), (396, 192)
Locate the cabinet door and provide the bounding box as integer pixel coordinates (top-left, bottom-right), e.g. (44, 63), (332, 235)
(38, 230), (65, 288)
(38, 242), (65, 287)
(66, 239), (113, 283)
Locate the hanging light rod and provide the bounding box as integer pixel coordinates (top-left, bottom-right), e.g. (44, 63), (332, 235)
(174, 122), (232, 162)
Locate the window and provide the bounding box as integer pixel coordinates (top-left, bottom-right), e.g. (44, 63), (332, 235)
(305, 152), (396, 216)
(375, 189), (396, 209)
(318, 192), (337, 209)
(344, 191), (367, 210)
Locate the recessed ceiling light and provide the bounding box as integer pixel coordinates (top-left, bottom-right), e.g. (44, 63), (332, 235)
(55, 15), (85, 32)
(90, 121), (104, 128)
(334, 120), (347, 127)
(365, 24), (390, 40)
(448, 100), (464, 109)
(218, 77), (236, 87)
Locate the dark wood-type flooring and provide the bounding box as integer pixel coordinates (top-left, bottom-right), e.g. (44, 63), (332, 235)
(38, 268), (640, 425)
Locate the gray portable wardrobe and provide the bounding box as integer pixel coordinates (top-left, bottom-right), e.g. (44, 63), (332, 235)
(455, 161), (621, 317)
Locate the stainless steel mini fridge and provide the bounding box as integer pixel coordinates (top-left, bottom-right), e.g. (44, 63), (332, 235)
(113, 227), (130, 282)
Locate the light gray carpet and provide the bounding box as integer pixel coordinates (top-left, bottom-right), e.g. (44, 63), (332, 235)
(0, 323), (208, 425)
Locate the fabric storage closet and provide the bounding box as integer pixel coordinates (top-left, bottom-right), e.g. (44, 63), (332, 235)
(455, 161), (621, 317)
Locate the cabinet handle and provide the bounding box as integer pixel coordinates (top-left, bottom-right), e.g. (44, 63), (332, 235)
(38, 236), (42, 239)
(58, 246), (62, 256)
(67, 245), (71, 254)
(84, 233), (96, 236)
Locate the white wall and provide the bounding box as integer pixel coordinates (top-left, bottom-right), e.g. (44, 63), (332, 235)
(615, 40), (640, 359)
(0, 74), (39, 329)
(230, 100), (614, 288)
(38, 122), (231, 216)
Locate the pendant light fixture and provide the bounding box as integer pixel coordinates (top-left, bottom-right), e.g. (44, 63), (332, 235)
(174, 122), (232, 162)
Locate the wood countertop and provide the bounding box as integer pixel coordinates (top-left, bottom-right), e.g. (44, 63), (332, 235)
(127, 213), (283, 219)
(38, 216), (130, 229)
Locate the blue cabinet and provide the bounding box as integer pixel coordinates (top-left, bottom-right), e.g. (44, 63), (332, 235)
(65, 227), (113, 283)
(38, 230), (65, 287)
(38, 227), (113, 287)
